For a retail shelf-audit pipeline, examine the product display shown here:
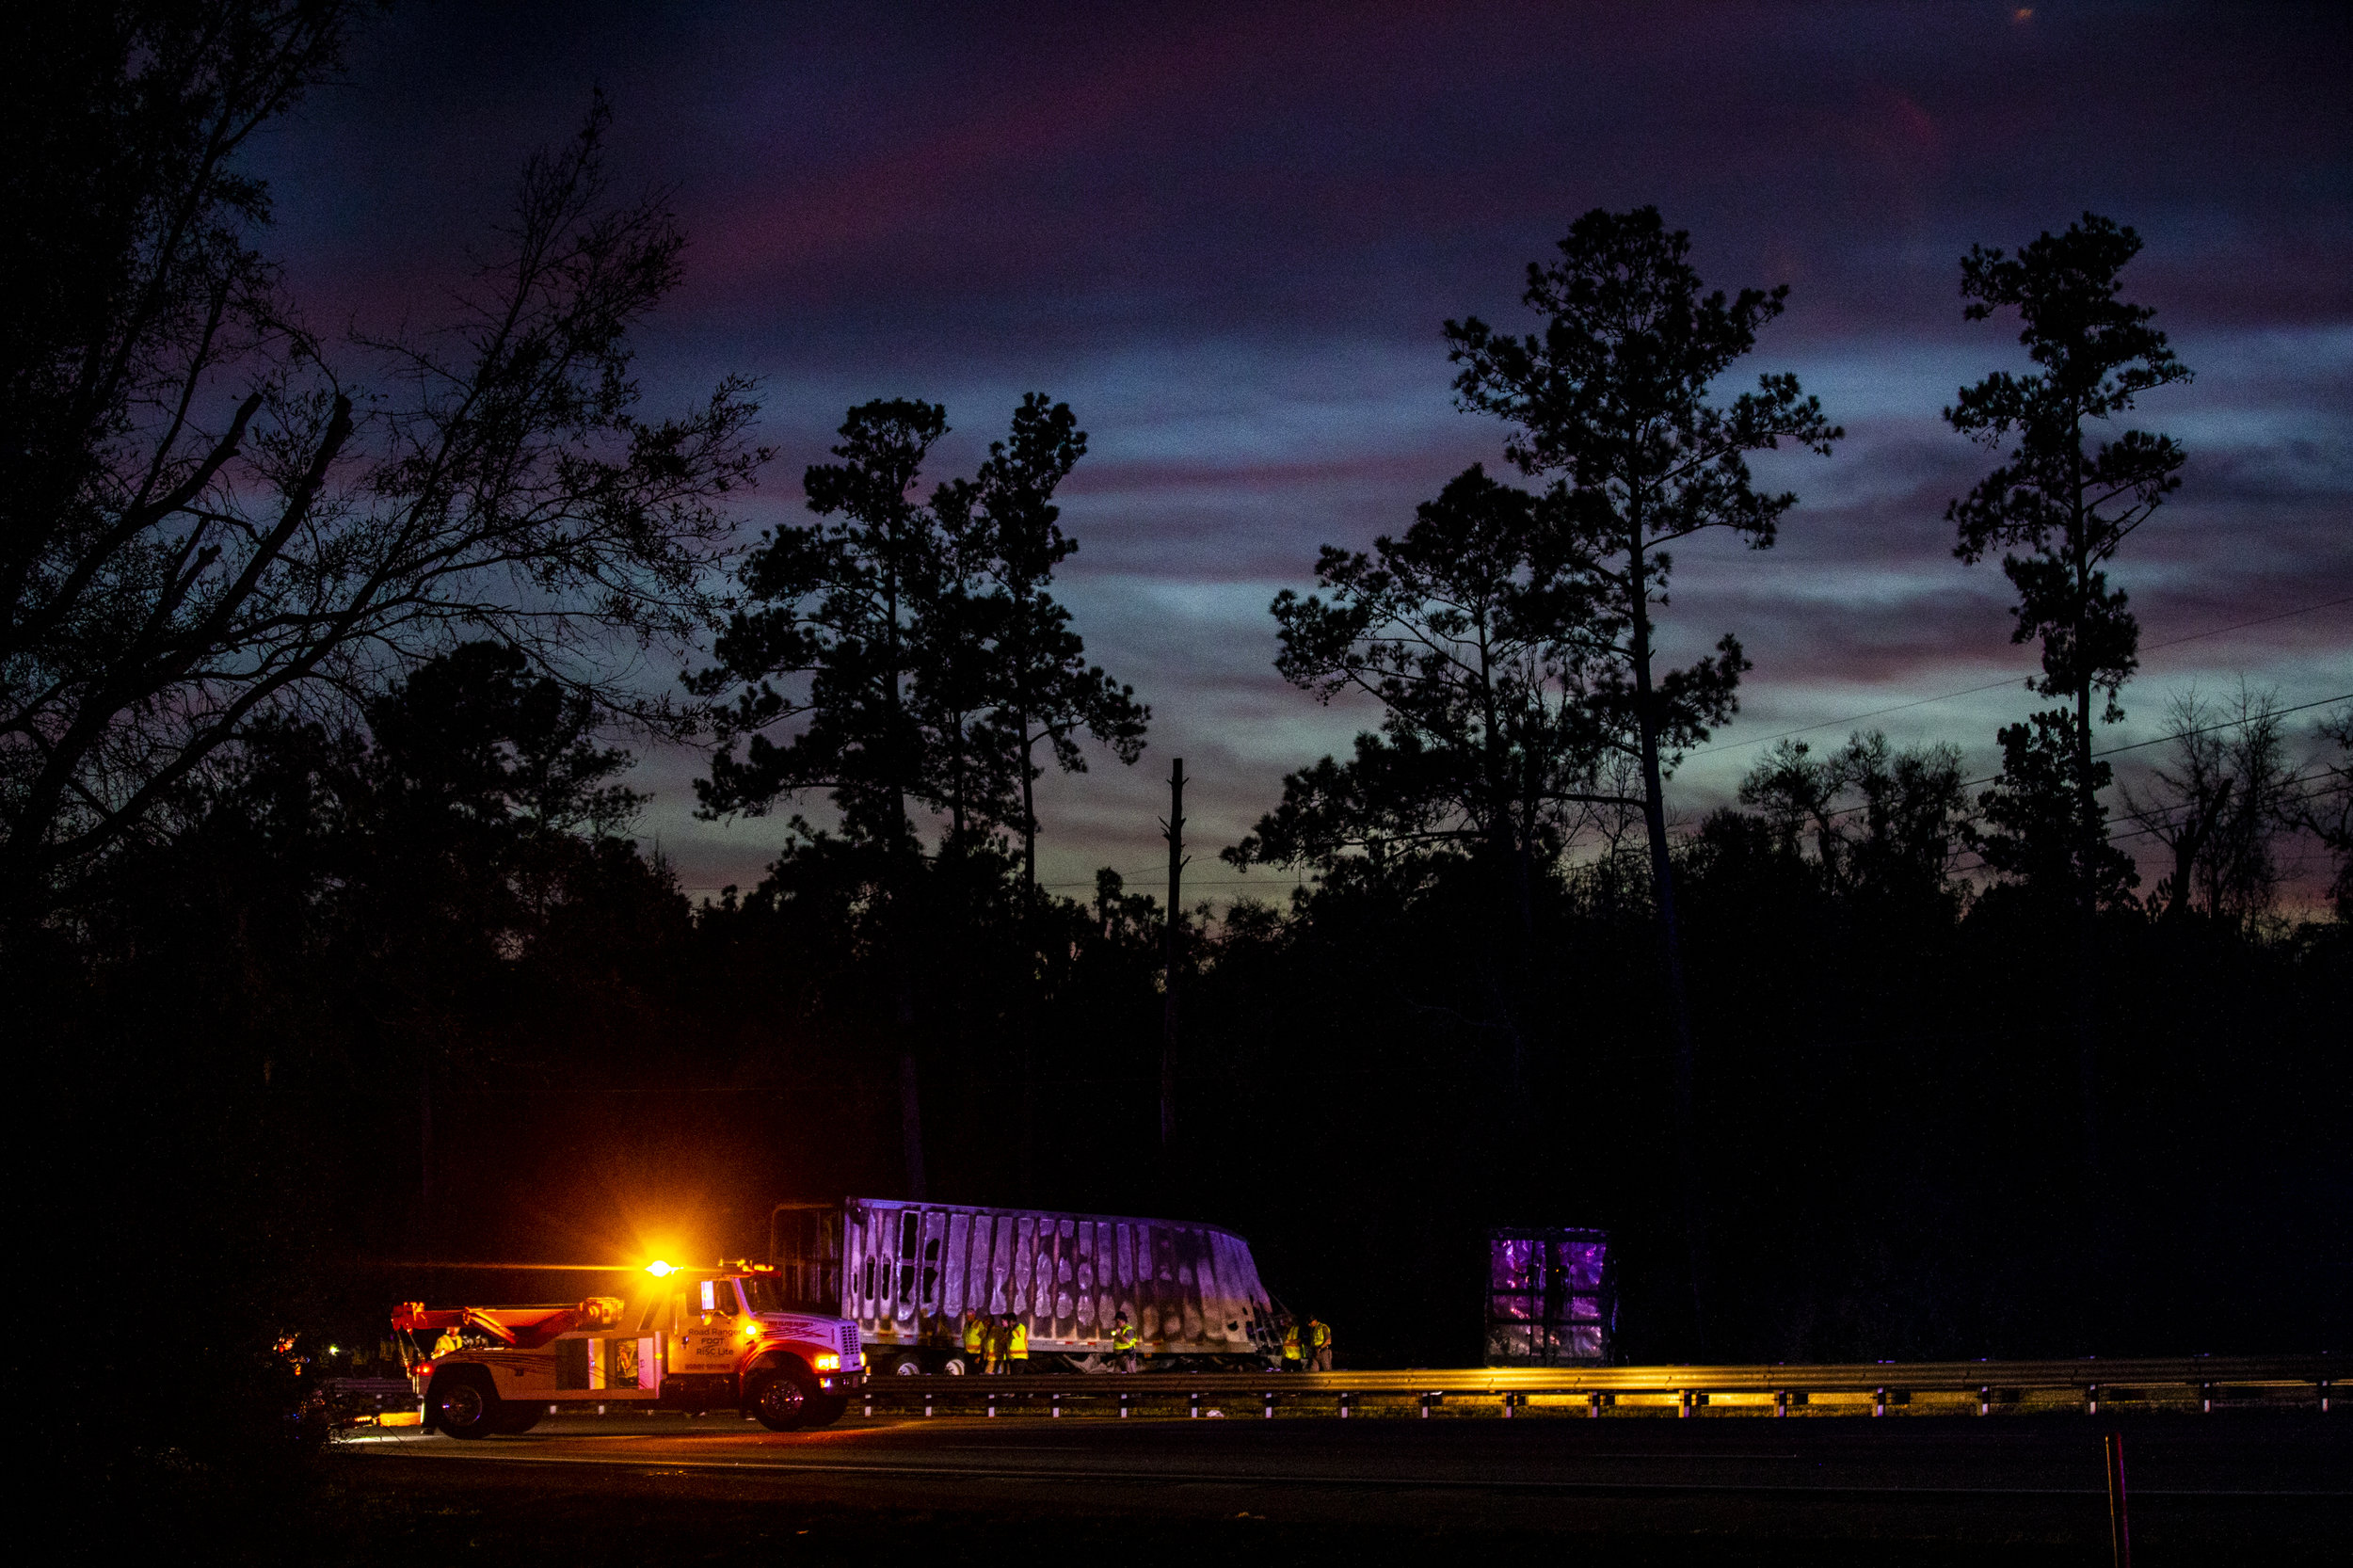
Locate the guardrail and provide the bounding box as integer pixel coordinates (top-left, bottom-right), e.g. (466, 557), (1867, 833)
(322, 1375), (427, 1427)
(853, 1354), (2337, 1420)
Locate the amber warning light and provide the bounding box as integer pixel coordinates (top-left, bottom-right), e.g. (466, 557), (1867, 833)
(645, 1260), (677, 1278)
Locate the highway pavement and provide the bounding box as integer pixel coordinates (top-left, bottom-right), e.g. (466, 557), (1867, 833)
(342, 1407), (2346, 1558)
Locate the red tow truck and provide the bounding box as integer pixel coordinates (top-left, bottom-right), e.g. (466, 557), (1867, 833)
(393, 1261), (863, 1435)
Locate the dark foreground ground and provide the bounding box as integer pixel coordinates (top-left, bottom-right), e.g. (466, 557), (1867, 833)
(190, 1409), (2345, 1566)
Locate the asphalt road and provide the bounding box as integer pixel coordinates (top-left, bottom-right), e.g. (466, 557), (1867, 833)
(343, 1408), (2346, 1558)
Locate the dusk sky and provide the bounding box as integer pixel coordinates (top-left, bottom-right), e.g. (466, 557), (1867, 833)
(251, 1), (2353, 907)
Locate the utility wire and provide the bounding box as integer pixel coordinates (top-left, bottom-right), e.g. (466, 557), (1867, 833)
(1051, 712), (2353, 892)
(1795, 693), (2350, 824)
(1692, 592), (2353, 759)
(689, 671), (2351, 903)
(1944, 770), (2343, 876)
(2082, 693), (2349, 761)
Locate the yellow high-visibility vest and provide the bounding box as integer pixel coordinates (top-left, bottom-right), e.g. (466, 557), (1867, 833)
(1112, 1322), (1137, 1352)
(962, 1316), (984, 1352)
(1009, 1321), (1029, 1358)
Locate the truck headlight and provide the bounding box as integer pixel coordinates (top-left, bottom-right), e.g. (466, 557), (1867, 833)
(813, 1353), (840, 1371)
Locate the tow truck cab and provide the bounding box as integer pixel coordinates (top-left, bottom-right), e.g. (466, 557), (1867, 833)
(398, 1265), (864, 1436)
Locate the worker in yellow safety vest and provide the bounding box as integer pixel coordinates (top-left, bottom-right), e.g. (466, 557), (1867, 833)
(1110, 1310), (1140, 1373)
(1280, 1316), (1302, 1370)
(432, 1325), (464, 1359)
(983, 1314), (1006, 1375)
(1306, 1316), (1333, 1371)
(960, 1309), (985, 1370)
(1007, 1317), (1029, 1372)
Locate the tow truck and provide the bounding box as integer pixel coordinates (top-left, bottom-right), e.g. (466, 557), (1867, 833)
(393, 1260), (863, 1436)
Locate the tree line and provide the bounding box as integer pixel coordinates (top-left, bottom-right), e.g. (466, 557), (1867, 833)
(8, 2), (2346, 1528)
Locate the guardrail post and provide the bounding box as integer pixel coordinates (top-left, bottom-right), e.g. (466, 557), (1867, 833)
(2320, 1379), (2331, 1415)
(1051, 1392), (1063, 1418)
(1263, 1389), (1276, 1420)
(1775, 1389), (1789, 1418)
(1118, 1390), (1130, 1419)
(1977, 1385), (1991, 1417)
(1499, 1392), (1513, 1419)
(986, 1389), (998, 1419)
(1338, 1390), (1353, 1418)
(923, 1389), (934, 1417)
(2200, 1383), (2213, 1415)
(2086, 1383), (2100, 1417)
(1420, 1391), (1436, 1419)
(864, 1389), (874, 1417)
(1676, 1389), (1691, 1419)
(1873, 1387), (1886, 1418)
(1190, 1390), (1201, 1418)
(1589, 1391), (1603, 1419)
(2105, 1431), (2132, 1568)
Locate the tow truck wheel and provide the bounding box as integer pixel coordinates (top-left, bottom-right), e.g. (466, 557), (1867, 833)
(746, 1366), (816, 1432)
(427, 1372), (497, 1440)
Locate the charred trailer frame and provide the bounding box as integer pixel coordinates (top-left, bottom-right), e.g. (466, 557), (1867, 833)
(771, 1197), (1282, 1372)
(1485, 1226), (1615, 1366)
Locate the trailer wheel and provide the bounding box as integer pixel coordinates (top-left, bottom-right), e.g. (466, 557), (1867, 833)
(939, 1355), (968, 1375)
(426, 1371), (498, 1440)
(746, 1366), (816, 1432)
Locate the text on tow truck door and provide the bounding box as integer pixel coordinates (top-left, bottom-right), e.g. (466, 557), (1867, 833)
(667, 1275), (741, 1374)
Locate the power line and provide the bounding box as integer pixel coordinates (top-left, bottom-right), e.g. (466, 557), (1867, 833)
(2105, 769), (2342, 843)
(1697, 673), (2029, 759)
(1050, 722), (2350, 893)
(1789, 693), (2349, 825)
(1944, 769), (2343, 876)
(2085, 693), (2349, 761)
(682, 672), (2349, 904)
(1041, 875), (1289, 890)
(1693, 592), (2353, 759)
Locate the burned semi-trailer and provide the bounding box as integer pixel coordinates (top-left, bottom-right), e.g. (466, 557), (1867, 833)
(770, 1197), (1284, 1373)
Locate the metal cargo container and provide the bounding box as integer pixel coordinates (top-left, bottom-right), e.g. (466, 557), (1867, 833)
(1484, 1226), (1614, 1366)
(771, 1197), (1282, 1372)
